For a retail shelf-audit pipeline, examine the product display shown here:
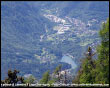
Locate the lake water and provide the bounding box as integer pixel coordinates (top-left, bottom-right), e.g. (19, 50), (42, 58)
(61, 55), (77, 69)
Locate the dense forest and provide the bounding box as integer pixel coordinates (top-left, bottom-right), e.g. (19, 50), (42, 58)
(1, 18), (109, 87)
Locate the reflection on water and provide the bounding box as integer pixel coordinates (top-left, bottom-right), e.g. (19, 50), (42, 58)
(61, 55), (77, 69)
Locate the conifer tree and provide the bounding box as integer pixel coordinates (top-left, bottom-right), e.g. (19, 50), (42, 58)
(73, 18), (109, 84)
(95, 18), (109, 84)
(40, 70), (50, 84)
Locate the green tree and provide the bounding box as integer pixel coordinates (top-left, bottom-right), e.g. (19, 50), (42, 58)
(95, 18), (109, 84)
(79, 47), (95, 83)
(39, 70), (50, 84)
(73, 18), (109, 84)
(79, 58), (95, 83)
(24, 75), (36, 84)
(72, 46), (96, 84)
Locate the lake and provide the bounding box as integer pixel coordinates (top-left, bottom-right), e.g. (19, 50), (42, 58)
(61, 55), (77, 69)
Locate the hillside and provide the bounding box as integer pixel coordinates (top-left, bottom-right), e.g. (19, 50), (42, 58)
(1, 1), (109, 80)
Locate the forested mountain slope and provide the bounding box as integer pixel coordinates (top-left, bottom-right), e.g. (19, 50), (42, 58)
(1, 1), (109, 80)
